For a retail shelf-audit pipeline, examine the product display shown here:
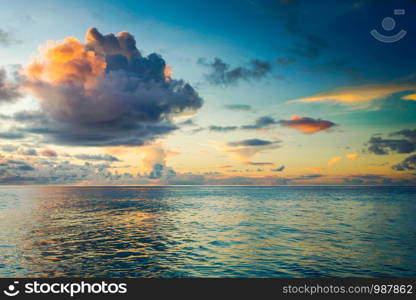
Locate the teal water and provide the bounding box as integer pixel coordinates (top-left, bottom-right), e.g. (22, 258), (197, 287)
(0, 186), (415, 277)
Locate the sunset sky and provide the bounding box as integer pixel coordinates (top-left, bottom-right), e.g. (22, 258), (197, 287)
(0, 0), (416, 185)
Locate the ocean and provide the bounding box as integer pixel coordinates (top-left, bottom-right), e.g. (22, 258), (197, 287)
(0, 186), (415, 277)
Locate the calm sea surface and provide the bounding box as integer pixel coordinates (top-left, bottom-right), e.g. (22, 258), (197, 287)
(0, 186), (415, 277)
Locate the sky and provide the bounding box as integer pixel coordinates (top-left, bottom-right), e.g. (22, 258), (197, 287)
(0, 0), (416, 185)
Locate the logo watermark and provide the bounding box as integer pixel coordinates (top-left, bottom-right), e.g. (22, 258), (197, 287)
(3, 281), (20, 297)
(370, 9), (407, 43)
(3, 281), (127, 297)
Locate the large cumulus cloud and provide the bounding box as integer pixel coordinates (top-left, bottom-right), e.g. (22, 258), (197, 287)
(21, 28), (203, 146)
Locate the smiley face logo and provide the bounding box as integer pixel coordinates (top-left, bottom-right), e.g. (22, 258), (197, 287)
(3, 281), (20, 297)
(371, 9), (407, 43)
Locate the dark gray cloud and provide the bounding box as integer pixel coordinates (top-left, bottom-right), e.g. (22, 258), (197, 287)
(0, 68), (21, 103)
(19, 28), (203, 146)
(367, 129), (416, 155)
(0, 159), (35, 176)
(392, 155), (416, 171)
(209, 125), (239, 132)
(148, 163), (176, 179)
(0, 131), (25, 140)
(391, 129), (416, 142)
(292, 174), (323, 180)
(224, 104), (252, 111)
(241, 116), (278, 130)
(343, 174), (393, 185)
(74, 154), (121, 162)
(247, 162), (274, 166)
(208, 116), (278, 133)
(178, 119), (197, 126)
(198, 57), (272, 86)
(272, 165), (285, 172)
(228, 138), (276, 147)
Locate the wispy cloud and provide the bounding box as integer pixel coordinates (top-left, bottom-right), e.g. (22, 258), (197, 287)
(74, 154), (121, 162)
(224, 104), (252, 111)
(346, 153), (359, 160)
(213, 138), (281, 165)
(327, 156), (342, 166)
(198, 57), (272, 86)
(290, 83), (416, 104)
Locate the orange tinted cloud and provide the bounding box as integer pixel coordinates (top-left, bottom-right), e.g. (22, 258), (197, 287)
(163, 65), (173, 81)
(40, 149), (57, 157)
(279, 115), (335, 134)
(327, 156), (342, 166)
(402, 93), (416, 101)
(291, 83), (416, 104)
(306, 167), (322, 173)
(346, 153), (359, 160)
(24, 37), (106, 89)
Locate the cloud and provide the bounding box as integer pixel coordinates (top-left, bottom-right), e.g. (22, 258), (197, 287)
(208, 116), (277, 133)
(402, 93), (416, 101)
(141, 145), (168, 172)
(74, 154), (121, 162)
(19, 148), (37, 156)
(279, 115), (336, 134)
(291, 83), (416, 104)
(0, 29), (20, 46)
(327, 156), (342, 166)
(343, 174), (393, 185)
(227, 139), (276, 147)
(0, 68), (22, 103)
(178, 119), (196, 127)
(346, 153), (359, 160)
(209, 125), (238, 132)
(392, 129), (416, 142)
(392, 155), (416, 171)
(208, 115), (334, 134)
(0, 145), (18, 153)
(148, 163), (176, 179)
(0, 131), (25, 140)
(216, 138), (281, 165)
(272, 165), (285, 172)
(276, 57), (296, 67)
(0, 158), (35, 182)
(19, 28), (203, 146)
(247, 162), (274, 166)
(198, 57), (272, 86)
(224, 104), (252, 111)
(40, 149), (57, 157)
(291, 174), (323, 181)
(367, 130), (416, 155)
(241, 116), (278, 130)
